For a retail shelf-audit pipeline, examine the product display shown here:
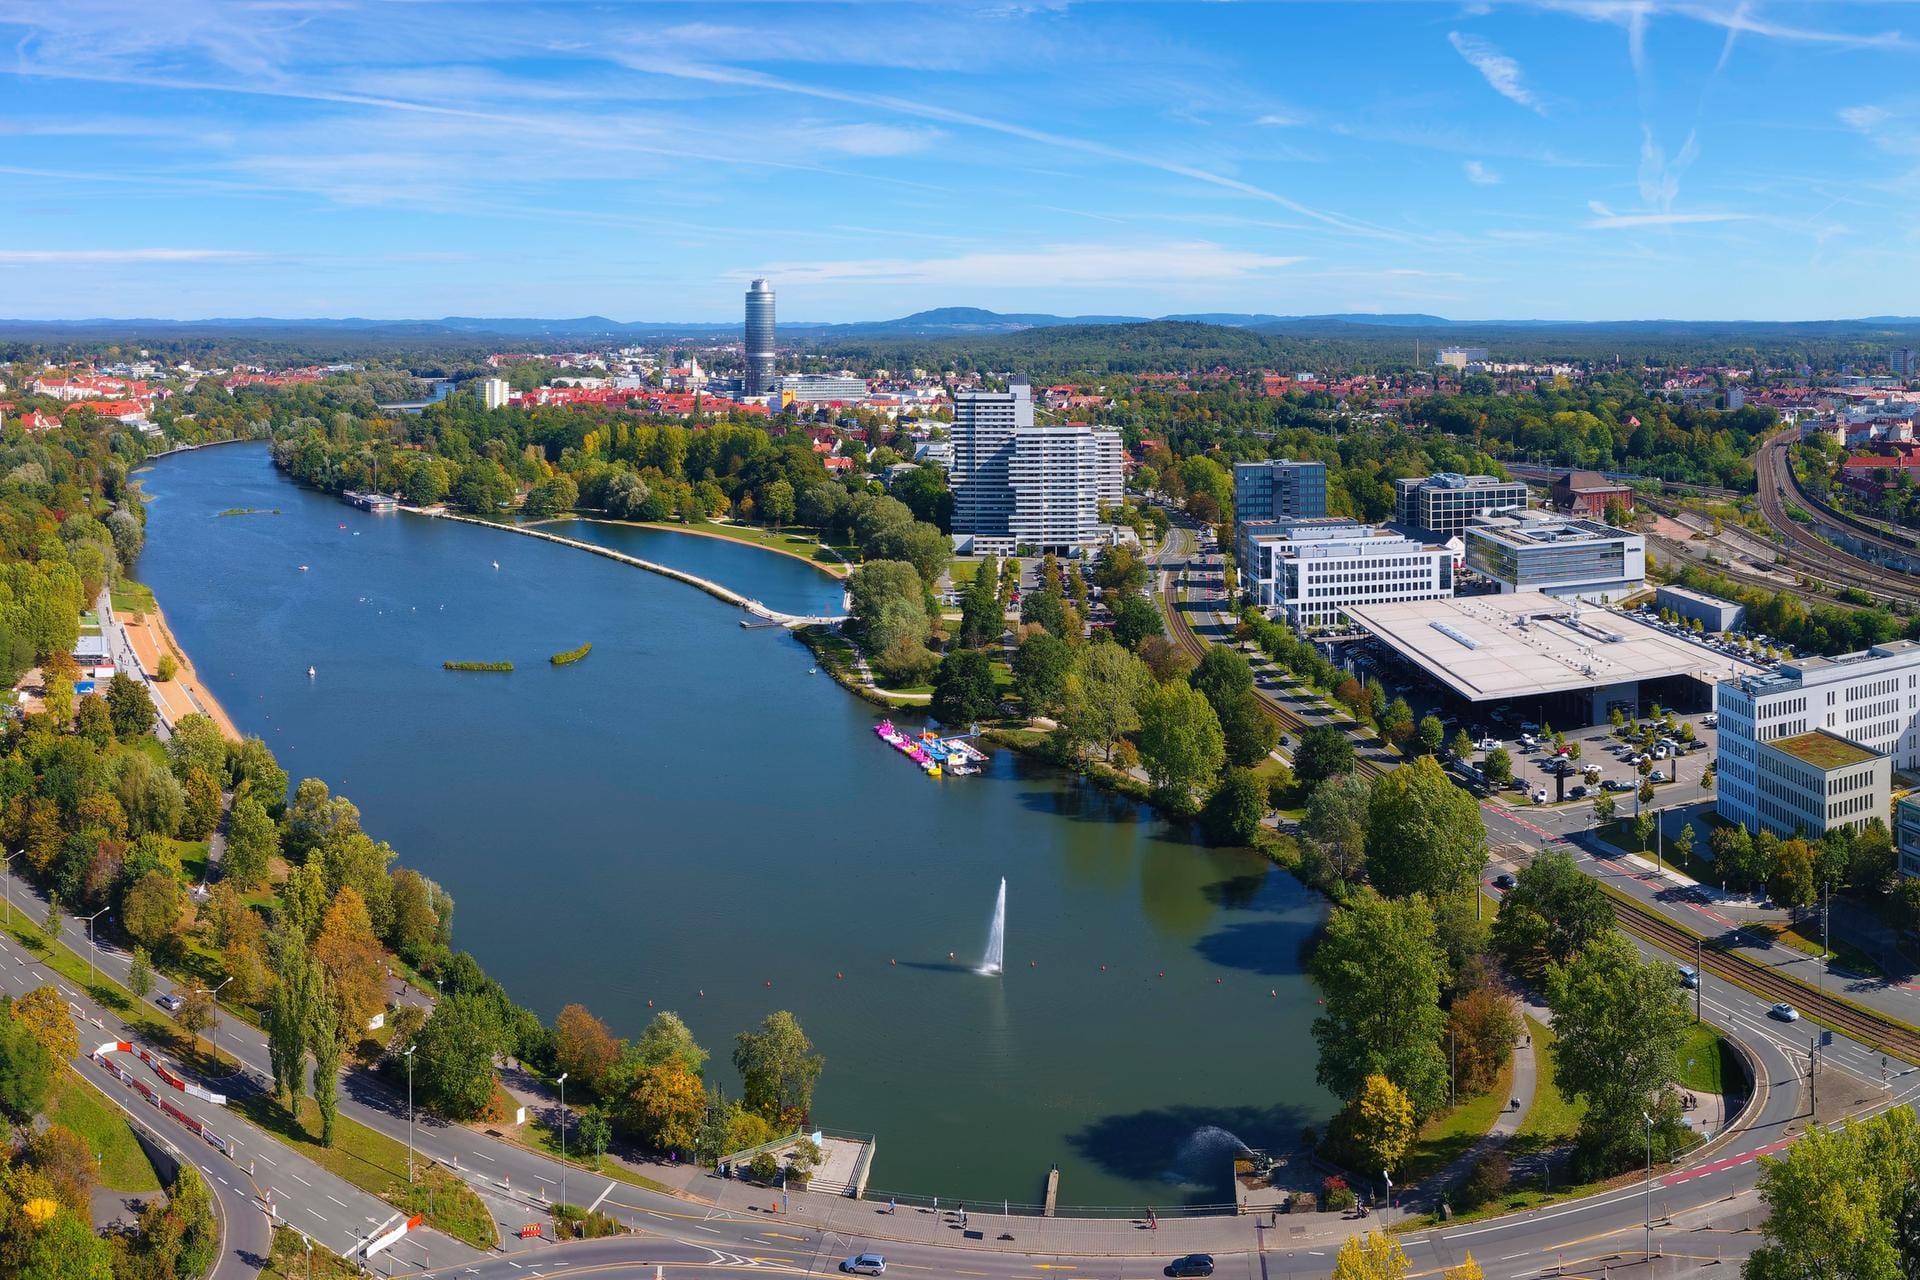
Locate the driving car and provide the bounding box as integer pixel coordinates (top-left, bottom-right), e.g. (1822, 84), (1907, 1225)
(1770, 1003), (1800, 1022)
(1166, 1256), (1216, 1278)
(1492, 873), (1517, 891)
(841, 1254), (887, 1275)
(157, 994), (184, 1011)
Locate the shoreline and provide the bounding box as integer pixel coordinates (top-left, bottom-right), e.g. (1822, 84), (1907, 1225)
(114, 593), (244, 741)
(533, 514), (853, 581)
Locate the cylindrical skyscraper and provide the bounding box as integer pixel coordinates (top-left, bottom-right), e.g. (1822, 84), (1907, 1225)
(744, 278), (776, 396)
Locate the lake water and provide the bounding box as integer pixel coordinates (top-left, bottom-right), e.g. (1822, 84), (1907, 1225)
(134, 444), (1333, 1209)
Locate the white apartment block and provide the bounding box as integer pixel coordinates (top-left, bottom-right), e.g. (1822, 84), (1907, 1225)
(1240, 518), (1454, 630)
(951, 380), (1121, 555)
(1393, 473), (1529, 536)
(1716, 639), (1920, 838)
(476, 377), (510, 410)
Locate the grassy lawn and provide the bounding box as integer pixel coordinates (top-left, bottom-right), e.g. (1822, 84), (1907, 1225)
(49, 1066), (162, 1191)
(112, 579), (158, 614)
(636, 520), (853, 575)
(947, 559), (982, 586)
(1513, 1016), (1585, 1151)
(1400, 1053), (1516, 1182)
(229, 1091), (496, 1249)
(263, 1225), (360, 1280)
(519, 1114), (674, 1195)
(1677, 1022), (1738, 1096)
(175, 839), (212, 884)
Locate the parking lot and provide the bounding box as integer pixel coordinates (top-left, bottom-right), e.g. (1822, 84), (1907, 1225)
(1465, 710), (1720, 809)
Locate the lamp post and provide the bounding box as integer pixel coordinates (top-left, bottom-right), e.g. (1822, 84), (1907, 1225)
(193, 976), (233, 1064)
(1642, 1111), (1654, 1263)
(83, 906), (109, 984)
(556, 1072), (569, 1212)
(2, 850), (18, 927)
(402, 1044), (417, 1183)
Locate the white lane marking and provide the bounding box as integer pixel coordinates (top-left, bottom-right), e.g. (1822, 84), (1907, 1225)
(690, 1225), (720, 1234)
(290, 1173), (313, 1187)
(470, 1150), (495, 1161)
(328, 1195), (349, 1208)
(257, 1153), (276, 1167)
(587, 1181), (617, 1213)
(304, 1207), (328, 1223)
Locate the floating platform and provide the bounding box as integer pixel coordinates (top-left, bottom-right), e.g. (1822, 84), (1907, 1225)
(873, 721), (987, 777)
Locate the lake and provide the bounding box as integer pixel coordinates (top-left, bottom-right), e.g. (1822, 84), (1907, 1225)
(134, 443), (1333, 1209)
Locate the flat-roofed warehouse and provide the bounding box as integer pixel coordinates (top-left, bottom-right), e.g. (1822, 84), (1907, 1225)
(1344, 591), (1768, 722)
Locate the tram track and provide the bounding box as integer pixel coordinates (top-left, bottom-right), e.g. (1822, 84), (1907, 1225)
(1752, 431), (1920, 607)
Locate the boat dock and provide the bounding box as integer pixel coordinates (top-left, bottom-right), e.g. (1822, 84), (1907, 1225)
(873, 720), (988, 778)
(342, 490), (399, 512)
(1043, 1165), (1060, 1217)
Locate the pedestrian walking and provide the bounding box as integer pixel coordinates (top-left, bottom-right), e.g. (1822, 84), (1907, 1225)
(888, 1197), (897, 1215)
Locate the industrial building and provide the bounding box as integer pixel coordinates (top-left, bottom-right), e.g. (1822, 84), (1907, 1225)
(950, 380), (1122, 555)
(1345, 592), (1764, 723)
(1716, 640), (1920, 840)
(1393, 473), (1529, 536)
(1239, 518), (1453, 629)
(1655, 584), (1746, 633)
(1233, 460), (1327, 523)
(1464, 511), (1646, 603)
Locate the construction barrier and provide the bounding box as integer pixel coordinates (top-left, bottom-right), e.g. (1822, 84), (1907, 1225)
(89, 1040), (231, 1155)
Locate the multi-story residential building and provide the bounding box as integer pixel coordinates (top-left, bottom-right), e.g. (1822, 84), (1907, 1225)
(744, 278), (776, 396)
(1717, 639), (1920, 838)
(1464, 511), (1646, 603)
(770, 373), (868, 404)
(1239, 518), (1454, 629)
(951, 380), (1121, 555)
(1233, 460), (1327, 523)
(1435, 347), (1489, 370)
(476, 377), (509, 410)
(1393, 473), (1529, 536)
(1897, 795), (1920, 878)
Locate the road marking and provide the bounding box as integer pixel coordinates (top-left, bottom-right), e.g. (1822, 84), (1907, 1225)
(471, 1150), (495, 1161)
(304, 1207), (328, 1223)
(689, 1224), (720, 1234)
(328, 1195), (350, 1208)
(290, 1173), (313, 1187)
(587, 1180), (617, 1213)
(258, 1153), (275, 1166)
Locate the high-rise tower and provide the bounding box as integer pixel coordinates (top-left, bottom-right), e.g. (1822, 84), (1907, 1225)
(744, 278), (776, 396)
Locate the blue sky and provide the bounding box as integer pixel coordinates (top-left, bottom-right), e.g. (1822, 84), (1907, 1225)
(1, 1), (1916, 322)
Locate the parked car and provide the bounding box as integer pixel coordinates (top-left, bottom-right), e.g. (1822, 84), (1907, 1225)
(1477, 738), (1500, 751)
(1167, 1256), (1216, 1278)
(1570, 785), (1588, 799)
(1650, 770), (1668, 783)
(842, 1255), (887, 1275)
(1532, 789), (1549, 804)
(157, 994), (184, 1011)
(1770, 1003), (1800, 1022)
(1603, 779), (1633, 791)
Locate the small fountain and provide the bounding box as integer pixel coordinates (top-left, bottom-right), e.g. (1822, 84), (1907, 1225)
(979, 877), (1006, 975)
(1170, 1126), (1254, 1188)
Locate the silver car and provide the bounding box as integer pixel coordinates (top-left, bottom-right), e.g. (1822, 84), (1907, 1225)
(842, 1255), (886, 1275)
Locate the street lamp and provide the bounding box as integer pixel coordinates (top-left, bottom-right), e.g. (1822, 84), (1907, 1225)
(556, 1072), (569, 1211)
(1642, 1111), (1655, 1263)
(402, 1044), (417, 1183)
(192, 976), (233, 1064)
(82, 906), (109, 984)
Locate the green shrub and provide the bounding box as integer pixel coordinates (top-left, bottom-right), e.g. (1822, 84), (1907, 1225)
(443, 661), (513, 672)
(550, 643), (592, 666)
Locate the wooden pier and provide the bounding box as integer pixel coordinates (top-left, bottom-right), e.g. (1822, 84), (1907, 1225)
(1043, 1165), (1059, 1217)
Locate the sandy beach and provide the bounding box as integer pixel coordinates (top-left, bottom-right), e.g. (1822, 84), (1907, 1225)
(114, 599), (243, 741)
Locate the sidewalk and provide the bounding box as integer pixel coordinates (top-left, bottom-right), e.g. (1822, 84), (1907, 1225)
(1411, 1007), (1542, 1214)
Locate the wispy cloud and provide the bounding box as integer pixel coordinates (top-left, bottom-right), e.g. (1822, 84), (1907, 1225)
(1584, 201), (1750, 229)
(0, 248), (256, 263)
(1256, 113), (1303, 127)
(1464, 160), (1502, 185)
(1637, 126), (1701, 212)
(1447, 31), (1545, 114)
(744, 242), (1305, 289)
(1840, 104), (1892, 132)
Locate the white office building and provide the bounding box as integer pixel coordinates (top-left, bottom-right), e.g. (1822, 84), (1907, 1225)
(476, 377), (510, 410)
(1464, 511), (1646, 603)
(770, 373), (869, 403)
(1716, 639), (1920, 838)
(951, 380), (1122, 555)
(1240, 518), (1454, 629)
(1393, 473), (1529, 536)
(1897, 795), (1920, 878)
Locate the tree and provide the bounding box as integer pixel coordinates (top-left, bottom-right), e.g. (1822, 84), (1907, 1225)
(228, 736), (290, 815)
(1443, 1257), (1484, 1280)
(632, 1010), (708, 1074)
(1294, 725), (1354, 787)
(22, 1122), (97, 1215)
(1769, 837), (1817, 912)
(555, 1003), (621, 1093)
(847, 561), (936, 684)
(222, 795), (277, 892)
(1673, 822), (1696, 864)
(1110, 592), (1163, 649)
(1633, 809), (1655, 854)
(166, 714), (225, 783)
(1311, 891), (1450, 1118)
(759, 478), (796, 527)
(1057, 641), (1150, 761)
(1347, 1073), (1415, 1178)
(1416, 715), (1446, 757)
(181, 766), (221, 841)
(957, 555), (1004, 648)
(1202, 768), (1267, 845)
(309, 984), (344, 1145)
(414, 992), (501, 1120)
(313, 887), (387, 1035)
(105, 670), (156, 739)
(0, 1007), (54, 1120)
(1012, 631), (1072, 716)
(1490, 849), (1616, 982)
(1482, 746), (1513, 787)
(385, 867), (447, 969)
(1366, 756), (1487, 900)
(1379, 697), (1415, 747)
(576, 1105), (613, 1160)
(733, 1010), (824, 1125)
(1448, 975), (1521, 1097)
(284, 777), (361, 864)
(1, 1195), (115, 1279)
(1745, 1109), (1920, 1280)
(931, 649), (997, 726)
(155, 654), (178, 682)
(173, 985), (216, 1055)
(1592, 792), (1615, 824)
(128, 946), (154, 999)
(1303, 773), (1371, 884)
(1136, 680), (1226, 815)
(626, 1059), (708, 1153)
(1331, 1232), (1410, 1280)
(39, 893), (61, 953)
(1450, 728), (1474, 761)
(1547, 931), (1691, 1175)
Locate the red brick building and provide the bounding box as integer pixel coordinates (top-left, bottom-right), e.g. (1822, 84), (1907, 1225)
(1550, 469), (1635, 518)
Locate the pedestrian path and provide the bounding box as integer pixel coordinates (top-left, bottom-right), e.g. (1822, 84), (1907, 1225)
(1415, 1006), (1543, 1212)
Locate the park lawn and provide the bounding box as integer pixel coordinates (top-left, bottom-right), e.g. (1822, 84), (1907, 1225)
(48, 1067), (162, 1191)
(947, 559), (982, 586)
(228, 1091), (496, 1250)
(175, 839), (212, 884)
(1514, 1017), (1586, 1150)
(1399, 1054), (1516, 1183)
(657, 520), (853, 575)
(518, 1114), (675, 1196)
(112, 579), (158, 614)
(1677, 1022), (1739, 1096)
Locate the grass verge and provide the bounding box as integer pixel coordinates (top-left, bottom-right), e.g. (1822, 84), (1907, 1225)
(518, 1115), (675, 1195)
(1677, 1022), (1738, 1096)
(50, 1066), (162, 1191)
(263, 1224), (360, 1280)
(1514, 1016), (1585, 1149)
(1400, 1052), (1516, 1182)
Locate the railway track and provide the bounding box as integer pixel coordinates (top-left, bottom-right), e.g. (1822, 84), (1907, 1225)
(1752, 432), (1920, 607)
(1609, 888), (1920, 1063)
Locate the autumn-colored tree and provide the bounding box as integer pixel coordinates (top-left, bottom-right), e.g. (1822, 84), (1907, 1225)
(554, 1003), (621, 1094)
(626, 1059), (708, 1153)
(221, 908), (271, 1005)
(121, 868), (186, 953)
(1331, 1231), (1410, 1280)
(1347, 1074), (1415, 1179)
(22, 1123), (98, 1214)
(313, 886), (388, 1034)
(12, 983), (79, 1060)
(1448, 979), (1521, 1097)
(1443, 1255), (1484, 1280)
